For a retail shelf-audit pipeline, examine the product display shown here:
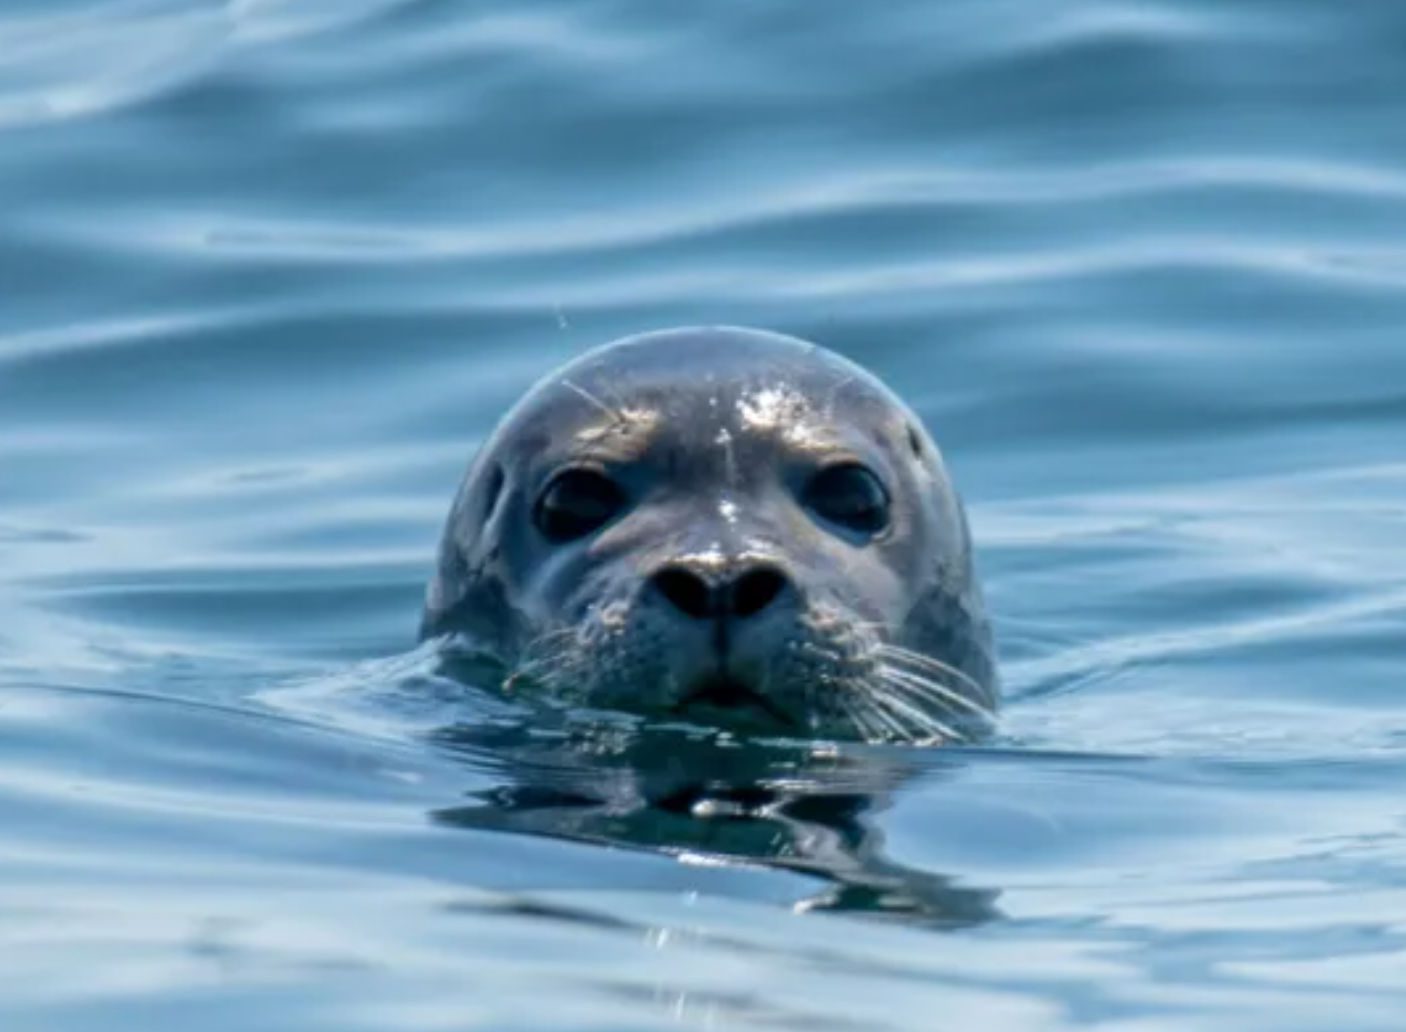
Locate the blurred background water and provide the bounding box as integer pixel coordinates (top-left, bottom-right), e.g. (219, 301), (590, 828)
(5, 1), (1406, 1029)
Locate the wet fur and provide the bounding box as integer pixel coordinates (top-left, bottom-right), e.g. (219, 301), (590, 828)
(423, 327), (998, 744)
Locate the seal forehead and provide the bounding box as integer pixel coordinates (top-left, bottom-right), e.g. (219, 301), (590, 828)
(493, 328), (925, 496)
(558, 378), (662, 459)
(735, 382), (838, 451)
(549, 373), (856, 468)
(558, 326), (867, 400)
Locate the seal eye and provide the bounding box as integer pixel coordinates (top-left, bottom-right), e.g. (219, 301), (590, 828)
(803, 463), (890, 535)
(535, 469), (626, 543)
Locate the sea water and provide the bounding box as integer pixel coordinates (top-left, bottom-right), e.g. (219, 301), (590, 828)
(4, 2), (1406, 1029)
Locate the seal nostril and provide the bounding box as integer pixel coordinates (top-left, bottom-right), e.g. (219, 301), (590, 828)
(651, 566), (714, 620)
(730, 568), (788, 619)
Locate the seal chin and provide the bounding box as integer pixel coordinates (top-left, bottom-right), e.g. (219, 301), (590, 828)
(673, 672), (801, 731)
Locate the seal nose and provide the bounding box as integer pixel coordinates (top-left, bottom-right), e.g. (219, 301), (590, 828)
(650, 564), (791, 621)
(730, 567), (789, 618)
(651, 566), (714, 620)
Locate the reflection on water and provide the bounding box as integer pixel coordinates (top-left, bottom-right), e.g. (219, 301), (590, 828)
(433, 714), (1001, 928)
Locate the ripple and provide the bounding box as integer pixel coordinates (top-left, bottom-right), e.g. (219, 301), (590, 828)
(34, 157), (1406, 266)
(7, 0), (1406, 1025)
(0, 1), (230, 129)
(227, 0), (427, 46)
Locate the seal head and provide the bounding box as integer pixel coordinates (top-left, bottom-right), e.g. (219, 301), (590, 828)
(423, 327), (996, 743)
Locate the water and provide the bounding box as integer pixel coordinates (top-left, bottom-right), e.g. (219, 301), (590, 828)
(4, 1), (1406, 1028)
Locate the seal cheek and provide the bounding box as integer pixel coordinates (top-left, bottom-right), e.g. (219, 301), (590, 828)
(481, 464), (506, 522)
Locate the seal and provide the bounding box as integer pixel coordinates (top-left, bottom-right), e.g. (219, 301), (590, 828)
(422, 327), (997, 743)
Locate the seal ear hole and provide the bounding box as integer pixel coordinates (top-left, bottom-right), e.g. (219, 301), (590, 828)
(482, 464), (506, 522)
(907, 423), (924, 459)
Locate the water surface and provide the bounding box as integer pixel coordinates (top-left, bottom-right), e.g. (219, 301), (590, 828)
(5, 1), (1406, 1029)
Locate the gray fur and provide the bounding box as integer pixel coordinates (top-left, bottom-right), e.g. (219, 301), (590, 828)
(423, 327), (997, 742)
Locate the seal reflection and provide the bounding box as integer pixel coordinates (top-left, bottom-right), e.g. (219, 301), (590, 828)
(429, 711), (1001, 929)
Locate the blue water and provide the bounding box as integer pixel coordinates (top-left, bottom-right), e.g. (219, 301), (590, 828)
(5, 1), (1406, 1028)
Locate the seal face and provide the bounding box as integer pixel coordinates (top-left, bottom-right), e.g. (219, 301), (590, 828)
(422, 327), (997, 743)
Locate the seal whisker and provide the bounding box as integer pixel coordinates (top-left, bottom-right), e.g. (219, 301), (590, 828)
(846, 701), (886, 744)
(877, 664), (996, 724)
(879, 678), (994, 740)
(522, 627), (579, 651)
(508, 630), (591, 700)
(537, 660), (589, 705)
(868, 681), (962, 742)
(876, 645), (994, 706)
(858, 694), (913, 743)
(859, 694), (913, 743)
(510, 649), (569, 680)
(516, 627), (580, 661)
(876, 643), (984, 691)
(839, 696), (885, 744)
